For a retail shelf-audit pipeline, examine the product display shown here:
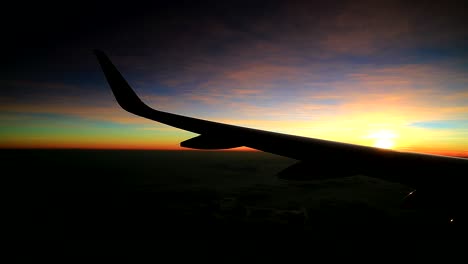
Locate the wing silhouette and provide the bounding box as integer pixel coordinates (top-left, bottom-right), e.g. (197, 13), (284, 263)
(95, 50), (468, 220)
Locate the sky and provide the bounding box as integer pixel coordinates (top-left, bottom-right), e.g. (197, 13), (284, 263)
(1, 0), (468, 156)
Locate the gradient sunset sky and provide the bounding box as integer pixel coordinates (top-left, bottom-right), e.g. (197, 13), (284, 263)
(1, 0), (468, 156)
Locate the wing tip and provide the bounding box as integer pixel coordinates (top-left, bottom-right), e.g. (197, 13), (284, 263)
(93, 49), (107, 62)
(94, 49), (150, 115)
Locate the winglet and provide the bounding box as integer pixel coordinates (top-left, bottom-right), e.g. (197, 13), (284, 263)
(94, 50), (150, 115)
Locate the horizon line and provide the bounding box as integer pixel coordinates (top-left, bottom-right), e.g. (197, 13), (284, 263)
(1, 146), (467, 158)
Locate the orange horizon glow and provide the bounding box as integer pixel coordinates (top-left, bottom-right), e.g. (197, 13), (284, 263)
(1, 142), (467, 158)
(0, 141), (255, 151)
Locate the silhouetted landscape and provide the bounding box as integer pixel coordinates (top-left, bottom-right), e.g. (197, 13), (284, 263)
(3, 149), (461, 241)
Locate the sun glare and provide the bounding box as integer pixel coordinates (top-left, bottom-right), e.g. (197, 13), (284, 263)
(374, 138), (395, 149)
(368, 130), (397, 149)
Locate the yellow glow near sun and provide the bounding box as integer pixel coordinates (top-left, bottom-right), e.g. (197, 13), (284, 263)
(374, 138), (394, 149)
(367, 130), (397, 149)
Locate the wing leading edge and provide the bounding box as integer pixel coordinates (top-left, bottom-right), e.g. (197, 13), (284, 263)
(95, 50), (379, 156)
(95, 50), (468, 189)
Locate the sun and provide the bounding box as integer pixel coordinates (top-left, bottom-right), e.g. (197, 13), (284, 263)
(374, 138), (395, 149)
(368, 130), (397, 149)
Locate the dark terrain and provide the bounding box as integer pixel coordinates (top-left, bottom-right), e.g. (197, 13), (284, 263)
(2, 149), (460, 241)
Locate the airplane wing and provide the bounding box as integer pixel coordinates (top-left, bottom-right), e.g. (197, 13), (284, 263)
(95, 50), (468, 218)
